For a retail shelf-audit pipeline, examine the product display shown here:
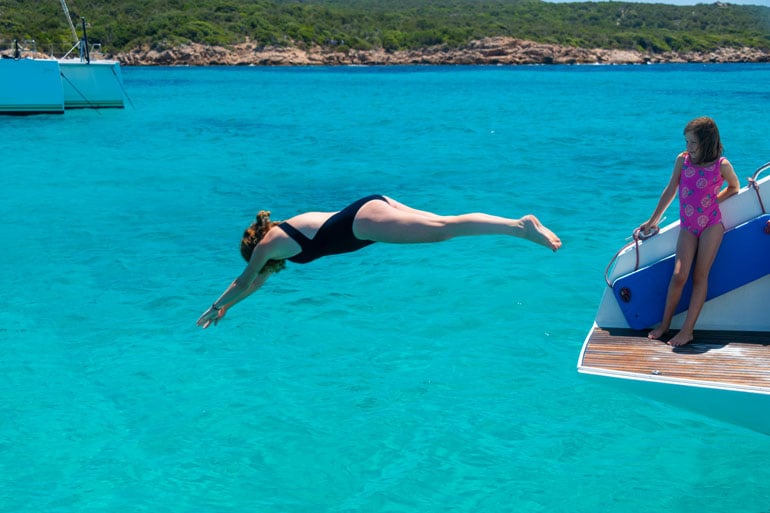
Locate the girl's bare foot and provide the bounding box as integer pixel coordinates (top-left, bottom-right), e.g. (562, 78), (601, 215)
(648, 326), (668, 340)
(668, 331), (694, 347)
(520, 215), (562, 252)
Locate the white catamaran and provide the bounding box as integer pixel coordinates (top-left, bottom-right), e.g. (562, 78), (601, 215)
(0, 0), (125, 114)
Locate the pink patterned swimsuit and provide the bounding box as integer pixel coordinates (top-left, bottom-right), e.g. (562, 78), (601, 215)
(679, 154), (724, 237)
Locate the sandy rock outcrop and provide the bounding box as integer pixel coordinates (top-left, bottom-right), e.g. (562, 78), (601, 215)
(108, 37), (770, 66)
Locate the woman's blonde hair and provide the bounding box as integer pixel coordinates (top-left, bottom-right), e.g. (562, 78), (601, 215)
(240, 210), (286, 274)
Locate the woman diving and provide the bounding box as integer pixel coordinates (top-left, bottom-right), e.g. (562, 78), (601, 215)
(197, 195), (561, 328)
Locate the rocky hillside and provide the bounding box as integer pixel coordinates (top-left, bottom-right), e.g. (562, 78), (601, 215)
(115, 37), (770, 66)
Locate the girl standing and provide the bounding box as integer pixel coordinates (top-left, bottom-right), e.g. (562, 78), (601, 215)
(639, 117), (740, 346)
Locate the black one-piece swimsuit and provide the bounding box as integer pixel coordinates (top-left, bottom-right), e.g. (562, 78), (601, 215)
(277, 195), (387, 264)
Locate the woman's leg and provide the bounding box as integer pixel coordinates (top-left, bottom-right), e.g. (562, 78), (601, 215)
(648, 229), (697, 340)
(668, 224), (724, 347)
(353, 198), (561, 251)
(380, 196), (443, 220)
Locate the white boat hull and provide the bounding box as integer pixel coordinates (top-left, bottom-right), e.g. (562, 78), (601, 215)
(0, 58), (124, 114)
(579, 357), (770, 434)
(0, 59), (64, 114)
(59, 59), (124, 109)
(579, 166), (770, 435)
(592, 169), (770, 332)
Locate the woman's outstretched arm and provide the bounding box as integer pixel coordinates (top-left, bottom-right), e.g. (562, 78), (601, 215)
(197, 242), (276, 329)
(196, 270), (271, 328)
(198, 223), (301, 328)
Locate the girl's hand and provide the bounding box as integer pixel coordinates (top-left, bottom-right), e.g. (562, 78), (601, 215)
(638, 221), (658, 237)
(634, 221), (660, 241)
(197, 304), (226, 329)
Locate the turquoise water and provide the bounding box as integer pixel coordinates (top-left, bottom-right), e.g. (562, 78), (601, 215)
(2, 64), (770, 512)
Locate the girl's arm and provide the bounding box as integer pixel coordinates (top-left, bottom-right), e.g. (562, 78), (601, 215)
(717, 158), (740, 202)
(639, 155), (684, 233)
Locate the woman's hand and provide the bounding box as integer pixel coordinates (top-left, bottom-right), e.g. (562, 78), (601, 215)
(197, 304), (226, 329)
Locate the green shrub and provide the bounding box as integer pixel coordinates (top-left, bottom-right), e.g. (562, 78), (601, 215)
(1, 0), (768, 55)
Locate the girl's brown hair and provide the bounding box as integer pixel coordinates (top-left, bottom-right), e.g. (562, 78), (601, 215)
(685, 116), (723, 165)
(240, 210), (286, 274)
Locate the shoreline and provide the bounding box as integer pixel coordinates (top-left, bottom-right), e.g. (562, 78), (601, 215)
(114, 37), (770, 66)
(5, 37), (769, 66)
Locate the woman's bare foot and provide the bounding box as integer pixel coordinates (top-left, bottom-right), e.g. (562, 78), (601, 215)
(648, 326), (668, 340)
(519, 215), (562, 252)
(668, 330), (694, 347)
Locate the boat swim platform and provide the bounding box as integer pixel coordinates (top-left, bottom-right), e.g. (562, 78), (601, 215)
(579, 325), (770, 394)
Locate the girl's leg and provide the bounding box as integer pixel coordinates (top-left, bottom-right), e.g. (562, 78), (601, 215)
(668, 224), (724, 347)
(648, 229), (697, 340)
(353, 198), (561, 250)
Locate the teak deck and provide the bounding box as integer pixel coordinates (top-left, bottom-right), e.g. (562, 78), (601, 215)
(580, 326), (770, 391)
